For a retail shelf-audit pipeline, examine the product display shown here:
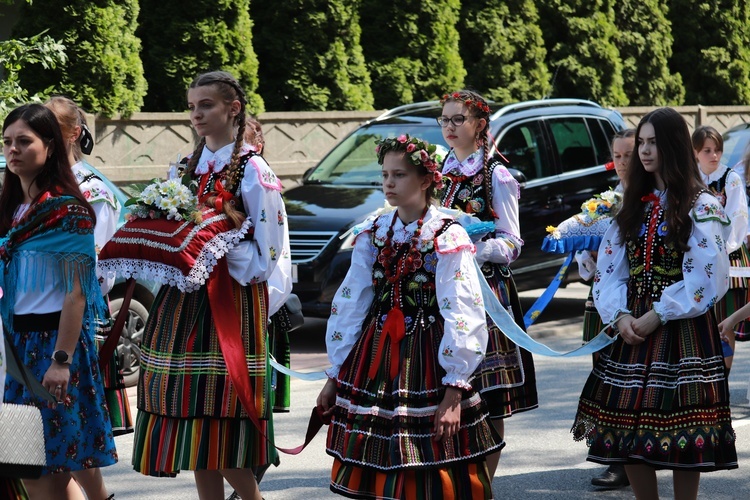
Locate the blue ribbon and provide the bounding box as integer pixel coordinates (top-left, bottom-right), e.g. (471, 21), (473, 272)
(477, 261), (617, 357)
(522, 252), (575, 328)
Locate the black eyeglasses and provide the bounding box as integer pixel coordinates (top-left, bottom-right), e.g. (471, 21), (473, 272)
(436, 115), (468, 128)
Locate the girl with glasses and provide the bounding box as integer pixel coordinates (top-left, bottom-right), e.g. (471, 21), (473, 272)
(438, 90), (538, 480)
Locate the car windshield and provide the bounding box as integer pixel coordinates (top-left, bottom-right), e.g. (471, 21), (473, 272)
(306, 123), (447, 185)
(722, 125), (750, 169)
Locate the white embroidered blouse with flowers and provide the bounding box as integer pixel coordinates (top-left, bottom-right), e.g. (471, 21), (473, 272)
(325, 206), (488, 390)
(593, 190), (730, 324)
(195, 142), (287, 285)
(442, 148), (522, 265)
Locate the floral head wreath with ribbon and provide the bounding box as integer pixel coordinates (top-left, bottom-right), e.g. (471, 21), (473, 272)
(440, 91), (491, 115)
(375, 134), (444, 189)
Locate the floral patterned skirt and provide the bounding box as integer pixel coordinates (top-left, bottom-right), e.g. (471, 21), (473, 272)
(3, 312), (118, 475)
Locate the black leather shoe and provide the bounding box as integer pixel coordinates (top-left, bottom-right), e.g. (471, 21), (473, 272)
(591, 464), (629, 488)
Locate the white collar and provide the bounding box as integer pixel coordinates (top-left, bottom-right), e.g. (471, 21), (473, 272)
(195, 142), (236, 175)
(699, 164), (728, 184)
(442, 148), (484, 176)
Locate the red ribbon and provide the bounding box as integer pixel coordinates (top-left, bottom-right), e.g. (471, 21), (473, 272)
(641, 193), (660, 204)
(207, 258), (327, 454)
(213, 180), (234, 212)
(368, 306), (406, 381)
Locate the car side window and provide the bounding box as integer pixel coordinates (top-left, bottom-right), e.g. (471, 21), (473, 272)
(548, 117), (597, 172)
(496, 121), (549, 181)
(587, 118), (616, 164)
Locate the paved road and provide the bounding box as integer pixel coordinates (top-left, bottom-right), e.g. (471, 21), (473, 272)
(102, 283), (750, 499)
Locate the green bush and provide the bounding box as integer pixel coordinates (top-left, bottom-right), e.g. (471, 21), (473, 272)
(252, 0), (373, 111)
(459, 0), (551, 103)
(359, 0), (465, 108)
(13, 0), (146, 116)
(138, 0), (263, 113)
(538, 0), (628, 107)
(669, 0), (750, 105)
(614, 0), (684, 105)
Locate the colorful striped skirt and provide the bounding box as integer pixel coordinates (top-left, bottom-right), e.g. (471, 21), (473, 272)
(472, 263), (538, 419)
(132, 281), (278, 477)
(572, 301), (738, 471)
(725, 245), (750, 341)
(95, 324), (133, 436)
(327, 313), (503, 499)
(582, 285), (604, 343)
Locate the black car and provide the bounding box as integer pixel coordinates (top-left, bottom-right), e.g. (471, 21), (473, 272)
(284, 99), (627, 318)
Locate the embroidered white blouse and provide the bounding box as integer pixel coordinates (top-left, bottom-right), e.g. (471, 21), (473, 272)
(593, 191), (730, 324)
(196, 143), (287, 287)
(325, 206), (488, 390)
(73, 161), (121, 295)
(442, 148), (522, 265)
(700, 164), (748, 255)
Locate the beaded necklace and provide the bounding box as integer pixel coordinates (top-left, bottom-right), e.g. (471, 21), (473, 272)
(380, 205), (429, 284)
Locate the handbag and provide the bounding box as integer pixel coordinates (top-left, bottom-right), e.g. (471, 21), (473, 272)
(0, 336), (52, 479)
(272, 293), (304, 333)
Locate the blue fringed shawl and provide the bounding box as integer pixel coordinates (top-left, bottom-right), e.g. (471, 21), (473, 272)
(0, 194), (106, 335)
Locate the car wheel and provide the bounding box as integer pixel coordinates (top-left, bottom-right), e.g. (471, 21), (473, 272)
(109, 296), (149, 388)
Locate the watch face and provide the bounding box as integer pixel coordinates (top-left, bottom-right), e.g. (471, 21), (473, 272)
(53, 350), (69, 363)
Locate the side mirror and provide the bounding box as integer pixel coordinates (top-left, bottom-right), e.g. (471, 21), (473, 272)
(302, 167), (315, 180)
(507, 167), (527, 188)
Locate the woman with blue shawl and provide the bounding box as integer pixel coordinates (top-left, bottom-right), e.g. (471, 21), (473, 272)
(1, 104), (117, 498)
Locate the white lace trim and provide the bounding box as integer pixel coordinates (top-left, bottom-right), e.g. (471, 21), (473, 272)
(97, 217), (254, 293)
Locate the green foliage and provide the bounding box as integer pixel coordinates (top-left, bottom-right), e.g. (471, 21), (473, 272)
(669, 0), (750, 105)
(614, 0), (684, 105)
(138, 0), (263, 113)
(538, 0), (628, 106)
(252, 0), (373, 111)
(13, 0), (147, 116)
(459, 0), (550, 103)
(0, 31), (67, 120)
(359, 0), (466, 108)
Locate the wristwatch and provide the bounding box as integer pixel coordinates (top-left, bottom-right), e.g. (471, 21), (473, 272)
(52, 350), (72, 365)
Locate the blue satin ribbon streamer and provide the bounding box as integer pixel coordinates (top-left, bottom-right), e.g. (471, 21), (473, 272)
(270, 355), (328, 381)
(477, 260), (618, 357)
(522, 252), (575, 328)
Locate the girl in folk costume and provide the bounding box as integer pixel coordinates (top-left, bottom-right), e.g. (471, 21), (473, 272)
(317, 135), (503, 499)
(45, 95), (127, 500)
(1, 104), (118, 498)
(438, 90), (537, 478)
(692, 125), (749, 372)
(130, 71), (287, 500)
(576, 128), (635, 490)
(573, 108), (737, 499)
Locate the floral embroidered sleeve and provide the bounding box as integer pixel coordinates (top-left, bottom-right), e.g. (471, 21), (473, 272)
(723, 169), (748, 255)
(477, 165), (522, 265)
(225, 155), (286, 285)
(591, 221), (631, 324)
(325, 228), (377, 379)
(435, 223), (488, 390)
(653, 194), (730, 321)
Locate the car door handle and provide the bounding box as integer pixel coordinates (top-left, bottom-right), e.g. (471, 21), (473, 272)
(546, 195), (563, 208)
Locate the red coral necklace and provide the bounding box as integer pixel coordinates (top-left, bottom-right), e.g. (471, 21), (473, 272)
(381, 206), (429, 284)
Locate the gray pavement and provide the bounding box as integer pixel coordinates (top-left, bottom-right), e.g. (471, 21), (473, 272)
(102, 282), (750, 499)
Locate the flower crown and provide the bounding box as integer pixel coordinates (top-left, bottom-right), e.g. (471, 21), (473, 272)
(375, 134), (444, 189)
(440, 92), (490, 115)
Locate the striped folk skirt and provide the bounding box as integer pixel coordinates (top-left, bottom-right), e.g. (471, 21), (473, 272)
(582, 285), (604, 343)
(716, 244), (750, 342)
(327, 313), (503, 499)
(472, 263), (538, 419)
(132, 281), (278, 476)
(572, 300), (738, 471)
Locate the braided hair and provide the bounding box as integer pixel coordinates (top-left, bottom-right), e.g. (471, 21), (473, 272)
(185, 71), (248, 228)
(441, 89), (493, 209)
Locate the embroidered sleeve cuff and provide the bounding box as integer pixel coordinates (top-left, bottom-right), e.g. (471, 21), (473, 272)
(651, 303), (668, 324)
(441, 374), (473, 391)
